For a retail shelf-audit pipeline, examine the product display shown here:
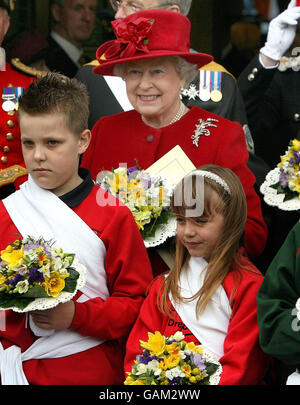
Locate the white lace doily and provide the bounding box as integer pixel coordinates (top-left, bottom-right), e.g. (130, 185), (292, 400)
(260, 167), (300, 211)
(5, 258), (87, 313)
(144, 215), (177, 248)
(295, 298), (300, 321)
(202, 346), (222, 385)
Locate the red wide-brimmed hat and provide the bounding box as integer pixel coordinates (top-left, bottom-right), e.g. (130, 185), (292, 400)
(94, 9), (213, 76)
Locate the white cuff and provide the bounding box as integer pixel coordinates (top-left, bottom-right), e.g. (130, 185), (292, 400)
(259, 52), (279, 69)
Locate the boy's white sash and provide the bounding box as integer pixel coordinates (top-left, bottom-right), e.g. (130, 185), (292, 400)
(169, 257), (232, 360)
(0, 176), (110, 385)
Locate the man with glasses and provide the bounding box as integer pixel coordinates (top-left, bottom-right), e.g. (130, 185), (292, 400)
(111, 0), (185, 16)
(75, 0), (254, 157)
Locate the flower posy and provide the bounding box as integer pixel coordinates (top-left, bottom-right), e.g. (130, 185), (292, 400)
(124, 331), (222, 385)
(0, 236), (80, 311)
(97, 166), (172, 239)
(271, 139), (300, 201)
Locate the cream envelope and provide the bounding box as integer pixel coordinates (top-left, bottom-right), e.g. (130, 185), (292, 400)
(146, 145), (196, 186)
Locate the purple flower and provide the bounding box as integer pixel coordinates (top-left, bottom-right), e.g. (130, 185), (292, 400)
(168, 377), (182, 385)
(279, 170), (289, 188)
(23, 242), (39, 251)
(190, 353), (206, 370)
(137, 351), (161, 365)
(140, 174), (151, 189)
(5, 273), (24, 287)
(295, 152), (300, 164)
(128, 166), (139, 175)
(28, 268), (44, 284)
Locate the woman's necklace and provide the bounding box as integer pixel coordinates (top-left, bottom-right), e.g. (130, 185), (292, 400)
(168, 101), (188, 125)
(141, 101), (188, 128)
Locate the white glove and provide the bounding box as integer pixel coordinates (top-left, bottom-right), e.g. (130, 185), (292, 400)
(260, 0), (300, 61)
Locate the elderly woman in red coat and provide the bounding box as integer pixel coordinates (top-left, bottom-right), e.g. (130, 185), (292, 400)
(81, 9), (267, 260)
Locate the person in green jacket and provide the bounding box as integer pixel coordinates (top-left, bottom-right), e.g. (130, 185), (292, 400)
(257, 221), (300, 384)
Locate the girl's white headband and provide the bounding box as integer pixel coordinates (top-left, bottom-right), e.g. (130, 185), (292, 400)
(186, 170), (231, 195)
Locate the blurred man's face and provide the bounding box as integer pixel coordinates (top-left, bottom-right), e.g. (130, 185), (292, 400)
(53, 0), (97, 47)
(0, 8), (9, 47)
(111, 0), (176, 19)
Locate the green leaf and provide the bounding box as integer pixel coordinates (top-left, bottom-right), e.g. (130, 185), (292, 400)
(0, 293), (34, 310)
(22, 284), (49, 298)
(64, 267), (80, 293)
(205, 362), (220, 375)
(141, 210), (172, 239)
(270, 181), (298, 201)
(64, 254), (75, 266)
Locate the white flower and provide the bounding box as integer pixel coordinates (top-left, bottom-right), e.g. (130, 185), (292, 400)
(40, 262), (50, 278)
(147, 360), (162, 376)
(135, 363), (147, 375)
(15, 279), (29, 294)
(52, 257), (63, 272)
(172, 331), (185, 342)
(179, 350), (187, 360)
(165, 366), (185, 380)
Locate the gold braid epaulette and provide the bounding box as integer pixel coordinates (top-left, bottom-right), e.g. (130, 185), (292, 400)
(200, 61), (236, 80)
(0, 165), (28, 187)
(84, 59), (99, 67)
(11, 58), (48, 78)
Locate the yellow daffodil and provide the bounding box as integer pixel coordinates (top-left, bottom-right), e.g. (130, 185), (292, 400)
(290, 176), (300, 193)
(181, 363), (192, 376)
(161, 353), (181, 370)
(196, 370), (208, 381)
(124, 376), (145, 385)
(140, 331), (166, 356)
(192, 367), (200, 375)
(165, 342), (180, 355)
(186, 341), (203, 355)
(278, 152), (294, 168)
(0, 273), (7, 286)
(1, 246), (24, 270)
(291, 139), (300, 152)
(43, 271), (69, 297)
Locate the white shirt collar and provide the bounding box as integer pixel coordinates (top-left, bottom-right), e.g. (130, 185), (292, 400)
(51, 31), (83, 67)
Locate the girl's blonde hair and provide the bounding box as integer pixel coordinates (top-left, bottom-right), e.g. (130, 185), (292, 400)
(158, 164), (248, 318)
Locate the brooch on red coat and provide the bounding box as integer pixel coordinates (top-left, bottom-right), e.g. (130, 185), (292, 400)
(192, 118), (218, 147)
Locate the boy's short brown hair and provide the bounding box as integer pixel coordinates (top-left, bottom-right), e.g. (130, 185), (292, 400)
(18, 72), (90, 135)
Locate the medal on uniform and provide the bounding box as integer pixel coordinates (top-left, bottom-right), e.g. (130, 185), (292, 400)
(2, 87), (15, 112)
(2, 86), (24, 112)
(199, 70), (211, 102)
(210, 71), (223, 103)
(14, 87), (24, 111)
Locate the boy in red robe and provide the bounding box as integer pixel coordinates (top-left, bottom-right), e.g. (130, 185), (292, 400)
(0, 72), (153, 385)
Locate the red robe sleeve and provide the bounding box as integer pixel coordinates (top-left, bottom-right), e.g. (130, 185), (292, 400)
(70, 196), (153, 341)
(219, 266), (271, 384)
(124, 276), (166, 373)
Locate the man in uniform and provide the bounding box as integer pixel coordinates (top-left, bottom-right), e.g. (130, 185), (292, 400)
(238, 0), (300, 168)
(0, 0), (43, 199)
(238, 0), (300, 272)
